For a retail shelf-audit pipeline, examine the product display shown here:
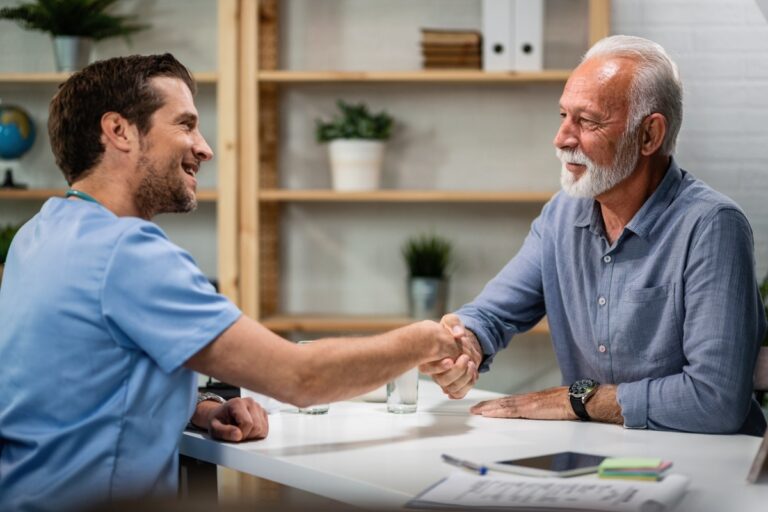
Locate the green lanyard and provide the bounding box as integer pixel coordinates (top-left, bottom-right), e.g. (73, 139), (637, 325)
(65, 189), (101, 205)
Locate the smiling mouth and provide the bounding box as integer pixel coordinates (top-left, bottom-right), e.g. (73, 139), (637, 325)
(182, 162), (199, 178)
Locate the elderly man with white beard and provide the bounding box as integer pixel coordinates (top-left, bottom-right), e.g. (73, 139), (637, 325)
(421, 35), (767, 436)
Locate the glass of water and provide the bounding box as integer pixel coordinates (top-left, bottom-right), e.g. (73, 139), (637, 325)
(387, 367), (419, 413)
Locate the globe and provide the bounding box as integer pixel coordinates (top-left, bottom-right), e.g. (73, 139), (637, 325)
(0, 104), (36, 160)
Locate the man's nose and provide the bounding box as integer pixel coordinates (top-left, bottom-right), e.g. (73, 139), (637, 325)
(553, 119), (578, 150)
(194, 133), (213, 161)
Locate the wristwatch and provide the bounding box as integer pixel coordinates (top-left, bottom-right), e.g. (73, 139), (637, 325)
(196, 391), (226, 406)
(568, 379), (600, 421)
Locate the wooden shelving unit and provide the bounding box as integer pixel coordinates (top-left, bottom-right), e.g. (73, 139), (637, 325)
(0, 188), (219, 201)
(257, 70), (572, 84)
(258, 189), (554, 203)
(0, 71), (217, 84)
(232, 0), (611, 334)
(262, 314), (550, 335)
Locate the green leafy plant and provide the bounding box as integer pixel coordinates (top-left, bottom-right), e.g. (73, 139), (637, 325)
(0, 223), (22, 265)
(316, 100), (394, 143)
(0, 0), (149, 40)
(402, 234), (453, 279)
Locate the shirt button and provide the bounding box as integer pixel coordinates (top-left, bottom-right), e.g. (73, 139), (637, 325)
(598, 344), (607, 353)
(598, 296), (607, 306)
(603, 255), (612, 263)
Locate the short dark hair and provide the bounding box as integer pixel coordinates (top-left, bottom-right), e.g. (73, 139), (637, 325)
(48, 53), (196, 185)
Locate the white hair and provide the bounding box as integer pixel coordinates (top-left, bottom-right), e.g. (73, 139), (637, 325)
(583, 35), (683, 156)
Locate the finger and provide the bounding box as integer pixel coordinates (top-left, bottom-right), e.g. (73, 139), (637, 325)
(480, 407), (520, 419)
(419, 357), (454, 375)
(445, 361), (477, 398)
(440, 314), (465, 338)
(210, 417), (243, 442)
(470, 397), (507, 414)
(246, 402), (270, 439)
(230, 402), (255, 440)
(432, 354), (470, 387)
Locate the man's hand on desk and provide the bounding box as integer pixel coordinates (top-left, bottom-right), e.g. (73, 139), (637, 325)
(470, 385), (623, 424)
(419, 314), (482, 399)
(192, 397), (269, 442)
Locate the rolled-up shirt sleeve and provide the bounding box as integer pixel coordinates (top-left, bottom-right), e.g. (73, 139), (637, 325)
(617, 208), (766, 434)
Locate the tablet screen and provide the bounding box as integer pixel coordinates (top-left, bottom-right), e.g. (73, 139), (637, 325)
(496, 452), (606, 472)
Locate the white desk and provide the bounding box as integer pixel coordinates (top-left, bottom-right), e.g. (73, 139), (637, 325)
(180, 382), (768, 510)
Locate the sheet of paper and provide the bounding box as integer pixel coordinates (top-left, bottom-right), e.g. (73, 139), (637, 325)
(407, 471), (689, 511)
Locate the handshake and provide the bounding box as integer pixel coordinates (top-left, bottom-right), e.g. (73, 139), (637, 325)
(416, 313), (484, 400)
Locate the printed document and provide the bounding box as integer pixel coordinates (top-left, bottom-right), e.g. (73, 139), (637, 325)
(407, 471), (689, 511)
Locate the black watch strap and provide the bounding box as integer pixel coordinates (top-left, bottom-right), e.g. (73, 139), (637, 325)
(570, 395), (591, 421)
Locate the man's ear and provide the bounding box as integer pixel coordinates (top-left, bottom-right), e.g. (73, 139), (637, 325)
(100, 112), (137, 153)
(639, 113), (667, 156)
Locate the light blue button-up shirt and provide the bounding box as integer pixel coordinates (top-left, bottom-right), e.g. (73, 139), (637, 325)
(457, 159), (767, 436)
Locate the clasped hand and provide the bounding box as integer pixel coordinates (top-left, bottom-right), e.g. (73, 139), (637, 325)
(194, 396), (270, 442)
(419, 314), (483, 399)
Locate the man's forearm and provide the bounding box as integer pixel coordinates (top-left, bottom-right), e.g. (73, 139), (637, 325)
(585, 385), (623, 425)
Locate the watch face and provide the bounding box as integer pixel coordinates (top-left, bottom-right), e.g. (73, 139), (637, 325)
(569, 379), (599, 398)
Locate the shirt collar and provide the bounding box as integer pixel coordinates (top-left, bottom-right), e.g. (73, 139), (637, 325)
(572, 158), (683, 240)
(625, 157), (682, 239)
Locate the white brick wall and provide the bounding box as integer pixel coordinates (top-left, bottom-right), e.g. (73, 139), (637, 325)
(613, 0), (768, 279)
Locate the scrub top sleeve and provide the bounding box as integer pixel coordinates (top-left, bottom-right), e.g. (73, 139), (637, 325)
(101, 222), (242, 373)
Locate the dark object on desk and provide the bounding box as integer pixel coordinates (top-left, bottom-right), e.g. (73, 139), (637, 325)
(1, 169), (27, 189)
(199, 377), (240, 400)
(487, 451), (607, 478)
(754, 346), (768, 405)
(747, 424), (768, 484)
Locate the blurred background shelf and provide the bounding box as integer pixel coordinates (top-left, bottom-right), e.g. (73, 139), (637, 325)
(261, 314), (549, 335)
(258, 189), (555, 203)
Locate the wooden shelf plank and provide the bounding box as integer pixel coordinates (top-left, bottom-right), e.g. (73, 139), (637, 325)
(0, 188), (219, 201)
(257, 70), (572, 84)
(259, 189), (554, 203)
(262, 314), (550, 335)
(0, 72), (217, 84)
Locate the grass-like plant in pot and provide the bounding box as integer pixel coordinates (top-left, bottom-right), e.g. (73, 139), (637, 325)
(402, 234), (453, 320)
(0, 0), (149, 71)
(316, 100), (394, 191)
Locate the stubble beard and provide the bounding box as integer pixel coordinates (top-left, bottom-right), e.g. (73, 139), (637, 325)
(556, 127), (641, 199)
(134, 144), (197, 220)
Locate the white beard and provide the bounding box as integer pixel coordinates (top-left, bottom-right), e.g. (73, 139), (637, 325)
(556, 130), (641, 199)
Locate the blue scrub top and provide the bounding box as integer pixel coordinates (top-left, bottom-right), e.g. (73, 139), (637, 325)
(0, 198), (241, 511)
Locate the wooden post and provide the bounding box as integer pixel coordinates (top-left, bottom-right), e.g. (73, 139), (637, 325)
(216, 0), (240, 304)
(588, 0), (611, 46)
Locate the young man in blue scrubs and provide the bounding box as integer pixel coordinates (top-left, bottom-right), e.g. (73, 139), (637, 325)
(0, 54), (461, 512)
(426, 35), (767, 436)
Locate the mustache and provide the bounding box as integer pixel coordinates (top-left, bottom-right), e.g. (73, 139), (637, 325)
(555, 147), (591, 166)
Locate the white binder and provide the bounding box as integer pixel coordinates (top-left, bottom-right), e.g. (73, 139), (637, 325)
(482, 0), (544, 72)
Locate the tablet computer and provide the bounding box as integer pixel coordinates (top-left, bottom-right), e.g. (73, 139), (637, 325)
(486, 451), (607, 478)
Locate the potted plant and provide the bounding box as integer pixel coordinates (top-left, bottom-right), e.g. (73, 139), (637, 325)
(0, 0), (149, 72)
(316, 100), (394, 191)
(0, 223), (22, 286)
(402, 233), (453, 319)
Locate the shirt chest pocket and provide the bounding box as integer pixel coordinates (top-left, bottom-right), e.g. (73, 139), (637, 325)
(616, 283), (682, 368)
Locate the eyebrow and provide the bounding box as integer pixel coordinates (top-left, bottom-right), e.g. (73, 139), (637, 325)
(174, 112), (199, 125)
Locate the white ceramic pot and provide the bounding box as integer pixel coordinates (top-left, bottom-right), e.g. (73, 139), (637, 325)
(327, 139), (385, 191)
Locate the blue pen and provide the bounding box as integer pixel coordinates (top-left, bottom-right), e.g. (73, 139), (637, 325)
(441, 453), (488, 476)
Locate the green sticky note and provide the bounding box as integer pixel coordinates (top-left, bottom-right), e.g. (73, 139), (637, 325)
(599, 458), (664, 470)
